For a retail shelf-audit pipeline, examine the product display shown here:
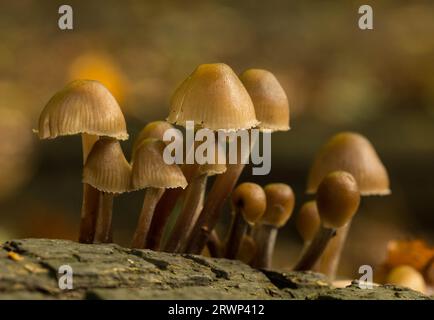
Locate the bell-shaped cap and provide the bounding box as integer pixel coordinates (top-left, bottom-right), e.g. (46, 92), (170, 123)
(131, 138), (187, 190)
(239, 69), (290, 132)
(232, 182), (266, 224)
(83, 138), (131, 193)
(260, 183), (295, 228)
(316, 171), (360, 229)
(37, 80), (128, 140)
(307, 132), (390, 196)
(167, 63), (258, 131)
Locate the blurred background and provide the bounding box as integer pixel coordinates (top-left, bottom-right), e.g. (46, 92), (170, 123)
(0, 0), (433, 279)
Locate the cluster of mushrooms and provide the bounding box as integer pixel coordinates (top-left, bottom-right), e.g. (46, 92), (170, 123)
(37, 62), (431, 289)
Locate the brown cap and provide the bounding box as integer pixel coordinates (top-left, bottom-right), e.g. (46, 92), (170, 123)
(132, 121), (178, 158)
(131, 138), (187, 190)
(38, 80), (128, 140)
(231, 182), (266, 224)
(239, 69), (289, 131)
(307, 132), (390, 196)
(260, 183), (295, 228)
(83, 138), (131, 193)
(316, 171), (360, 229)
(295, 201), (320, 243)
(167, 63), (258, 131)
(386, 265), (426, 294)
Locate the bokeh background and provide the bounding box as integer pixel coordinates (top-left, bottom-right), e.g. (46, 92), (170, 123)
(0, 0), (433, 278)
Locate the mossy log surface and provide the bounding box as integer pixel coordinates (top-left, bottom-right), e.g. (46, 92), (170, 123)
(0, 239), (430, 300)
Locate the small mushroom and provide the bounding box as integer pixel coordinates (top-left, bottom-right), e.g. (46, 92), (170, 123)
(167, 63), (258, 254)
(37, 80), (128, 243)
(295, 201), (320, 253)
(386, 265), (427, 294)
(130, 138), (187, 249)
(225, 182), (266, 259)
(130, 121), (194, 251)
(294, 171), (360, 271)
(306, 132), (390, 278)
(83, 138), (131, 243)
(185, 67), (291, 254)
(252, 183), (295, 269)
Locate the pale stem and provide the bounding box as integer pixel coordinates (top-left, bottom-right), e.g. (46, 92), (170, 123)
(93, 192), (114, 243)
(293, 225), (336, 271)
(252, 224), (277, 269)
(78, 133), (100, 243)
(131, 188), (165, 249)
(165, 173), (208, 253)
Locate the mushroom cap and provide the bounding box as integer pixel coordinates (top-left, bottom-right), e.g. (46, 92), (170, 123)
(37, 80), (128, 140)
(231, 182), (266, 224)
(295, 201), (320, 243)
(306, 132), (390, 196)
(83, 138), (131, 194)
(167, 63), (258, 131)
(132, 121), (177, 158)
(239, 69), (290, 132)
(131, 138), (187, 190)
(260, 183), (295, 228)
(196, 140), (227, 176)
(316, 171), (360, 229)
(386, 265), (426, 294)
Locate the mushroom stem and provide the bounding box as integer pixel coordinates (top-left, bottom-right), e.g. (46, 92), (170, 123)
(93, 192), (114, 243)
(185, 162), (245, 254)
(165, 172), (207, 253)
(207, 229), (223, 258)
(252, 224), (278, 269)
(318, 222), (351, 278)
(131, 187), (165, 249)
(293, 226), (336, 271)
(225, 210), (248, 259)
(146, 164), (196, 250)
(78, 133), (100, 243)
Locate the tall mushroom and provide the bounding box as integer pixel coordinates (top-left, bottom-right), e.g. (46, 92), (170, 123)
(185, 68), (290, 254)
(130, 138), (187, 249)
(37, 80), (128, 243)
(82, 138), (131, 243)
(225, 182), (266, 259)
(167, 63), (258, 254)
(294, 171), (360, 271)
(306, 132), (390, 278)
(252, 183), (295, 269)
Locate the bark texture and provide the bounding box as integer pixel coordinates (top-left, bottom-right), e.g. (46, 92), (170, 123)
(0, 239), (431, 300)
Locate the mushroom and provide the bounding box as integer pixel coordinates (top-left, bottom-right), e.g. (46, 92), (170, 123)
(82, 138), (131, 243)
(252, 183), (295, 269)
(130, 138), (187, 249)
(165, 141), (226, 253)
(295, 201), (320, 254)
(185, 67), (290, 254)
(37, 80), (128, 243)
(386, 265), (427, 294)
(225, 182), (266, 259)
(305, 132), (390, 278)
(294, 171), (360, 271)
(167, 63), (258, 254)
